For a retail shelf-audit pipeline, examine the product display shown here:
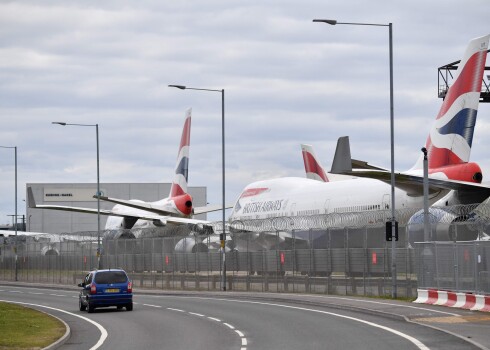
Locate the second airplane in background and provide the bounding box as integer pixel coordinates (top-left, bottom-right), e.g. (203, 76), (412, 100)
(29, 109), (222, 244)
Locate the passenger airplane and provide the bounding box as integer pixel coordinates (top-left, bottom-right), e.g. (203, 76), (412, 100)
(29, 109), (221, 239)
(229, 35), (490, 238)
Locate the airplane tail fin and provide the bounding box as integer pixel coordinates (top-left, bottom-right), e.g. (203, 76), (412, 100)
(169, 108), (191, 197)
(412, 35), (489, 171)
(301, 144), (329, 182)
(330, 136), (353, 174)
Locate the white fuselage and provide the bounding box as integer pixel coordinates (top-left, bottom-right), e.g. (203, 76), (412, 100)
(229, 177), (448, 221)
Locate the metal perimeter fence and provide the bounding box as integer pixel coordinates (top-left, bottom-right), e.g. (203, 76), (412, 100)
(415, 241), (490, 294)
(1, 204), (490, 297)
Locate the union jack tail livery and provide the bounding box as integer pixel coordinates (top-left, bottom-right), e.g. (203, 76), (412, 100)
(301, 144), (329, 182)
(170, 108), (191, 197)
(167, 108), (193, 217)
(411, 35), (489, 183)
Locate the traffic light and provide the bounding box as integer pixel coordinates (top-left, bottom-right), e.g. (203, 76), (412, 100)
(385, 221), (398, 241)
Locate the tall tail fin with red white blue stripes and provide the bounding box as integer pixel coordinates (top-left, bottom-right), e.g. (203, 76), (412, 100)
(301, 144), (329, 182)
(169, 108), (191, 197)
(412, 35), (489, 177)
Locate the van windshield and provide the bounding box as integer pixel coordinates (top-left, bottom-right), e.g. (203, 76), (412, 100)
(94, 271), (128, 284)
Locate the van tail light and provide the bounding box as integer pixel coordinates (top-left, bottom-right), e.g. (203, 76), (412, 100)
(90, 283), (97, 295)
(127, 281), (132, 293)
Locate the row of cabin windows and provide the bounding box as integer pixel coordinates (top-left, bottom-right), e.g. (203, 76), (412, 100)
(333, 204), (385, 213)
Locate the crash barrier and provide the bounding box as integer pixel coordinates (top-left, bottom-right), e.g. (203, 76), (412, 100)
(414, 241), (490, 295)
(414, 289), (490, 312)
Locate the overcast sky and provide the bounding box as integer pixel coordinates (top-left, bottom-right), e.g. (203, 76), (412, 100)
(1, 0), (489, 225)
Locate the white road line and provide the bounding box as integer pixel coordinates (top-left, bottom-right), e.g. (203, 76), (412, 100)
(161, 306), (246, 349)
(210, 298), (429, 350)
(319, 296), (461, 317)
(9, 290), (22, 293)
(189, 312), (204, 317)
(167, 307), (185, 312)
(50, 294), (66, 297)
(0, 299), (108, 350)
(143, 304), (162, 308)
(29, 292), (44, 295)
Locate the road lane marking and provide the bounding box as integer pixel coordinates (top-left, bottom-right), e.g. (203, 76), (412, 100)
(189, 312), (204, 317)
(167, 307), (185, 312)
(143, 304), (162, 308)
(50, 294), (66, 297)
(305, 295), (461, 317)
(211, 298), (429, 350)
(224, 323), (235, 329)
(165, 306), (246, 349)
(8, 290), (22, 293)
(0, 299), (108, 350)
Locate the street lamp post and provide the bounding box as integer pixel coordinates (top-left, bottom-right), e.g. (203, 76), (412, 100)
(0, 145), (17, 281)
(168, 84), (227, 291)
(313, 19), (397, 298)
(52, 122), (102, 269)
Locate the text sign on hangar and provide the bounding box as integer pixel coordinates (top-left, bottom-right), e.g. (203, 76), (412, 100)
(43, 188), (105, 202)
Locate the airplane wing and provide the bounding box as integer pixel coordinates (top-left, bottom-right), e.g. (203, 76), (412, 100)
(329, 136), (490, 196)
(330, 136), (388, 173)
(95, 195), (233, 216)
(344, 169), (490, 197)
(27, 187), (138, 217)
(351, 159), (388, 171)
(28, 187), (214, 229)
(193, 204), (234, 215)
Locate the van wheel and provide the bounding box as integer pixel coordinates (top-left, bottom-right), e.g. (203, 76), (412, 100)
(126, 302), (133, 311)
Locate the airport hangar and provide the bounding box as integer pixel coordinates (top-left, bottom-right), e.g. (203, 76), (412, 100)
(26, 183), (207, 234)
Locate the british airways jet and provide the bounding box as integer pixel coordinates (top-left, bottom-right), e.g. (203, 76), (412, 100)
(229, 35), (490, 243)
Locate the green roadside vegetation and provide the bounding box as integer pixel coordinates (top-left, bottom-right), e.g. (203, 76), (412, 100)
(0, 302), (65, 349)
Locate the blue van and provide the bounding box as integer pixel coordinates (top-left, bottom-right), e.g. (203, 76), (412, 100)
(78, 269), (133, 313)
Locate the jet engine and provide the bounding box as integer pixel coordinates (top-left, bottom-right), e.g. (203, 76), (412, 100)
(174, 237), (209, 253)
(407, 207), (478, 244)
(41, 245), (60, 256)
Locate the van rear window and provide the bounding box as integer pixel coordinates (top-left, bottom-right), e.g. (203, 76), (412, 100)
(94, 271), (128, 284)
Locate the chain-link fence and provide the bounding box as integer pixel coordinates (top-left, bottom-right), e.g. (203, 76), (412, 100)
(1, 203), (489, 297)
(415, 241), (490, 294)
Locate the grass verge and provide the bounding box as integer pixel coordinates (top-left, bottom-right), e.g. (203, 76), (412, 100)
(0, 302), (65, 349)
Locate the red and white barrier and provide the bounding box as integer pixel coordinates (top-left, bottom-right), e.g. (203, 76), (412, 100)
(414, 289), (489, 312)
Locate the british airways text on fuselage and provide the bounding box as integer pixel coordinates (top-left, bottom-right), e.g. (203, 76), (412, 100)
(242, 200), (284, 214)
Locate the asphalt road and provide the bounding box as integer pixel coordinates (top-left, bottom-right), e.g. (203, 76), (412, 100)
(0, 285), (486, 350)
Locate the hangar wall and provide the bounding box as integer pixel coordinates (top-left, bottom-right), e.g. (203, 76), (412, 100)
(26, 183), (207, 234)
